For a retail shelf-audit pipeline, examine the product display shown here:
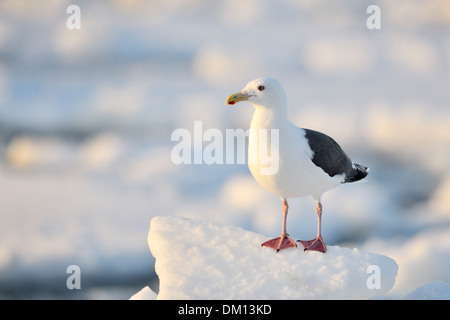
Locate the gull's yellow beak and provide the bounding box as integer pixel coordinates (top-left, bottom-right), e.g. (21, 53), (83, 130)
(226, 92), (251, 105)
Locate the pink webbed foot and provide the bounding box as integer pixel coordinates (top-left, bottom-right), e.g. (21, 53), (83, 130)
(262, 235), (297, 252)
(297, 237), (327, 253)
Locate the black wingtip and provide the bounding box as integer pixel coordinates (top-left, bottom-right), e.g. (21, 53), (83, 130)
(344, 163), (369, 183)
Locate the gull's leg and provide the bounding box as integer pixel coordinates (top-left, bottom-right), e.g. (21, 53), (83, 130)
(297, 201), (327, 253)
(261, 199), (297, 252)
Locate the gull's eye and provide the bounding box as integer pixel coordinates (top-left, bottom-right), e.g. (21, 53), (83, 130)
(257, 85), (265, 91)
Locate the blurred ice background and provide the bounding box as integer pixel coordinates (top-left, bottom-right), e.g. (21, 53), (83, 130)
(0, 0), (449, 299)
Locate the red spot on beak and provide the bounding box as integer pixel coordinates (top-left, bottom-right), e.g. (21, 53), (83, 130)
(228, 101), (235, 105)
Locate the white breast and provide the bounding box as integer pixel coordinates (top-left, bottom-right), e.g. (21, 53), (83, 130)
(248, 109), (342, 200)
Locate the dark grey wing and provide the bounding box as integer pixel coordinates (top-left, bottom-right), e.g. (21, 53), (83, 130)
(304, 128), (354, 180)
(304, 128), (368, 183)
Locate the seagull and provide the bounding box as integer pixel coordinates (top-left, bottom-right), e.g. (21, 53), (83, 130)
(225, 77), (368, 253)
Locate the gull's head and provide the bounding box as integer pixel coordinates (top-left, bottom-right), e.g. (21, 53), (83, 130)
(226, 77), (287, 110)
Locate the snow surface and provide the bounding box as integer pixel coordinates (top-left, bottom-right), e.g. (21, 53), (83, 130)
(130, 286), (158, 300)
(137, 216), (398, 299)
(404, 281), (450, 300)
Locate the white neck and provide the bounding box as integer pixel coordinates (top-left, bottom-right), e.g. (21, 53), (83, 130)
(250, 103), (289, 130)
